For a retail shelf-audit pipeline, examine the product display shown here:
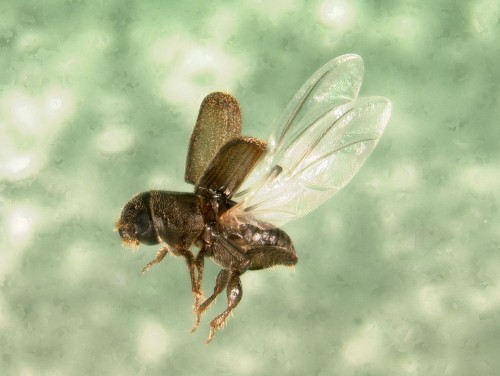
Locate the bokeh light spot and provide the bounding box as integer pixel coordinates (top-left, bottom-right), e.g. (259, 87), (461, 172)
(318, 0), (355, 30)
(4, 155), (31, 174)
(151, 35), (244, 109)
(95, 126), (134, 155)
(6, 205), (37, 247)
(137, 321), (170, 363)
(343, 323), (383, 366)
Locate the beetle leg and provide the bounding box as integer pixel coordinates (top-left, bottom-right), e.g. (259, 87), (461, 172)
(141, 247), (169, 273)
(169, 248), (203, 311)
(206, 271), (242, 343)
(191, 269), (230, 333)
(194, 247), (207, 309)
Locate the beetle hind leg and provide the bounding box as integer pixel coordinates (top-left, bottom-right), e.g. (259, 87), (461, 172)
(191, 269), (230, 333)
(206, 271), (242, 343)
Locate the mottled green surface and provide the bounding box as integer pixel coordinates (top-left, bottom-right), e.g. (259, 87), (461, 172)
(1, 0), (500, 375)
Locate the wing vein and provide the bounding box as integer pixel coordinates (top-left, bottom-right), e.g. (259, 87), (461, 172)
(294, 136), (378, 178)
(274, 69), (331, 149)
(289, 106), (354, 173)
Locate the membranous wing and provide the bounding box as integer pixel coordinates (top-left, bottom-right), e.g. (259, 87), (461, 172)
(229, 54), (392, 227)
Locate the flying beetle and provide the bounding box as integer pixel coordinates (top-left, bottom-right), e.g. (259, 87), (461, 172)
(115, 54), (392, 343)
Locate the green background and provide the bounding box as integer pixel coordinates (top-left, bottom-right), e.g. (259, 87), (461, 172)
(2, 0), (499, 375)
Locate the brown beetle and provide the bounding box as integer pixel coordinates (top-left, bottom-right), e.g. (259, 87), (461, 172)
(115, 54), (391, 343)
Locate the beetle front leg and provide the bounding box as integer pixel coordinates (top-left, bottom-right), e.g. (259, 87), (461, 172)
(141, 247), (169, 273)
(206, 271), (242, 343)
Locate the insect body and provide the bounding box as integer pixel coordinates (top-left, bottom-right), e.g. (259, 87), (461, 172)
(115, 54), (391, 343)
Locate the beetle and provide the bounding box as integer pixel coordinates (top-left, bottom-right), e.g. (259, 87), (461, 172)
(115, 54), (392, 343)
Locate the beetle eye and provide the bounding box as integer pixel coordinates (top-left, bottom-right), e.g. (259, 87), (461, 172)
(133, 211), (159, 245)
(135, 211), (151, 236)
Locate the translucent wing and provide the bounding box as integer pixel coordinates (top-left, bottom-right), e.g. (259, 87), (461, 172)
(228, 54), (392, 227)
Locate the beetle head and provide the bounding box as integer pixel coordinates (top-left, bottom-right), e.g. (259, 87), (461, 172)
(115, 192), (160, 248)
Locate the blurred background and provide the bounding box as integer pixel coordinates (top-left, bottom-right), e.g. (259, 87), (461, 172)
(1, 0), (499, 375)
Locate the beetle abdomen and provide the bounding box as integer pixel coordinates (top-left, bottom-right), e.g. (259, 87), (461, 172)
(237, 224), (294, 251)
